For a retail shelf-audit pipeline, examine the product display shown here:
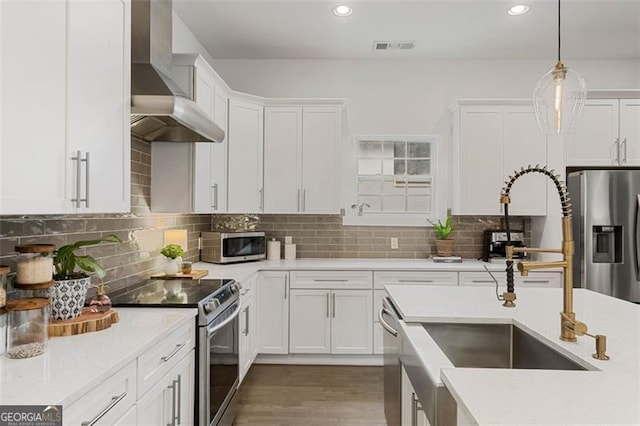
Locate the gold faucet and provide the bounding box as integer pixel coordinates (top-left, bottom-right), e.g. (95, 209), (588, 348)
(500, 166), (609, 359)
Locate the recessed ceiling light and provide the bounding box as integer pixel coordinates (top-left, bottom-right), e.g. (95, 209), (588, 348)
(507, 4), (530, 16)
(333, 5), (353, 17)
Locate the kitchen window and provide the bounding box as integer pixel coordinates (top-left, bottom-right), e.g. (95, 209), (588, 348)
(345, 135), (442, 226)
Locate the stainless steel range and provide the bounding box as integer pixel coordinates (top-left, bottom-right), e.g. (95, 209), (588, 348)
(110, 278), (241, 426)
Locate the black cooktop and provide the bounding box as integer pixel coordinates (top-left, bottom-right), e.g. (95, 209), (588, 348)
(109, 278), (234, 307)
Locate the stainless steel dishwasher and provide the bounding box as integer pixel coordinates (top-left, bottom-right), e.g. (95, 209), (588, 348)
(380, 296), (401, 426)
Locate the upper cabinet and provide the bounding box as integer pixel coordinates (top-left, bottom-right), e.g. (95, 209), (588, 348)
(264, 104), (343, 214)
(566, 98), (640, 166)
(151, 55), (229, 213)
(452, 102), (548, 216)
(1, 0), (131, 215)
(227, 95), (264, 213)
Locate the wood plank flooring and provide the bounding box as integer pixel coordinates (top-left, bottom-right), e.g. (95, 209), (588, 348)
(234, 365), (387, 426)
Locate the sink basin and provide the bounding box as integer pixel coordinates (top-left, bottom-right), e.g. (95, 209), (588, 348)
(422, 323), (587, 371)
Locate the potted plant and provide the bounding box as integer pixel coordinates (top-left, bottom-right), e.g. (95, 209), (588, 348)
(160, 243), (186, 275)
(428, 216), (454, 257)
(50, 234), (122, 321)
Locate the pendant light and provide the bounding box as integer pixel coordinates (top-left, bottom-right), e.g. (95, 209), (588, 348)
(533, 0), (586, 135)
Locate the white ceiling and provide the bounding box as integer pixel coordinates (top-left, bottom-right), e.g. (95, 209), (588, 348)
(173, 0), (640, 60)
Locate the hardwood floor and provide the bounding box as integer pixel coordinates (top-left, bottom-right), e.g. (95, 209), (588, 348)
(234, 365), (387, 426)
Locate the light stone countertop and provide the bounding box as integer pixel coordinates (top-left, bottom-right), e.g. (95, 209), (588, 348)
(0, 307), (196, 406)
(386, 285), (640, 425)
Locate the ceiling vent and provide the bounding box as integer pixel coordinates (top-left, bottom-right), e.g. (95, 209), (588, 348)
(373, 41), (416, 51)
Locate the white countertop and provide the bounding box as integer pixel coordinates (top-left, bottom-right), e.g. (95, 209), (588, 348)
(0, 308), (196, 406)
(385, 285), (640, 425)
(193, 258), (524, 283)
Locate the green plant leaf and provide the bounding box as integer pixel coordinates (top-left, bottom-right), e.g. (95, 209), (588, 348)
(53, 234), (121, 280)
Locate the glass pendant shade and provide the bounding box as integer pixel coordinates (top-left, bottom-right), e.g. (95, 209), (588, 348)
(533, 62), (587, 135)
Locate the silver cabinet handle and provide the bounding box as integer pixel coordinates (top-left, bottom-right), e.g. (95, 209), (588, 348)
(81, 391), (128, 426)
(378, 307), (398, 336)
(167, 380), (176, 426)
(398, 279), (434, 283)
(243, 306), (249, 336)
(284, 274), (288, 300)
(314, 279), (348, 282)
(71, 150), (82, 208)
(522, 279), (551, 284)
(212, 183), (219, 210)
(326, 292), (330, 318)
(84, 152), (90, 208)
(161, 342), (187, 363)
(622, 137), (628, 164)
(411, 392), (417, 426)
(472, 280), (496, 284)
(259, 188), (264, 212)
(297, 188), (301, 212)
(303, 188), (306, 211)
(175, 374), (182, 425)
(332, 293), (336, 318)
(614, 137), (621, 165)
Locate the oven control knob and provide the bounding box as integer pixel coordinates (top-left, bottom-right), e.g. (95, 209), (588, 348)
(204, 298), (220, 314)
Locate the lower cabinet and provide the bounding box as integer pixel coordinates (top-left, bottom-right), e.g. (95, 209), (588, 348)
(239, 275), (258, 382)
(137, 349), (194, 426)
(459, 271), (562, 288)
(289, 289), (373, 354)
(401, 364), (430, 426)
(257, 271), (289, 354)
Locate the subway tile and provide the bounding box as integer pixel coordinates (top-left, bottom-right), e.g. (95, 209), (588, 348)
(0, 219), (45, 238)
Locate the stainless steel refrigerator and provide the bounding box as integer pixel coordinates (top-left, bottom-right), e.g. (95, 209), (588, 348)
(567, 168), (640, 303)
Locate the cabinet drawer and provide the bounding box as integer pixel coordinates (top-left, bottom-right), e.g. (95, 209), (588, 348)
(64, 360), (136, 426)
(290, 270), (372, 289)
(459, 271), (562, 288)
(373, 271), (458, 289)
(137, 320), (195, 397)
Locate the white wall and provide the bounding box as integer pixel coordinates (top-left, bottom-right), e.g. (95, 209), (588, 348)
(172, 11), (217, 65)
(211, 59), (640, 135)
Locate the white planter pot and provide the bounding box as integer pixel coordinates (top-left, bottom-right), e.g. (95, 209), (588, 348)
(49, 277), (91, 321)
(164, 256), (182, 275)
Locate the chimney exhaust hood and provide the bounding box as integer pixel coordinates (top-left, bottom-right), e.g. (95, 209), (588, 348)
(130, 0), (224, 143)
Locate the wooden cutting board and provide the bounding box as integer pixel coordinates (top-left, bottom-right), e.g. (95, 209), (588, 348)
(48, 308), (119, 337)
(150, 269), (208, 280)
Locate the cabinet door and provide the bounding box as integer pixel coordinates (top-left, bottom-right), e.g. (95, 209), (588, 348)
(1, 1), (70, 214)
(212, 89), (229, 212)
(257, 271), (290, 354)
(503, 106), (547, 215)
(68, 0), (130, 213)
(566, 99), (619, 166)
(289, 289), (331, 354)
(301, 106), (341, 213)
(228, 98), (264, 212)
(264, 107), (302, 212)
(331, 290), (373, 354)
(175, 350), (195, 426)
(619, 99), (640, 165)
(457, 106), (504, 215)
(239, 293), (254, 382)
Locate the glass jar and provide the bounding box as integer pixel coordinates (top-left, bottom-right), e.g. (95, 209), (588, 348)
(15, 244), (55, 285)
(6, 298), (49, 359)
(0, 265), (8, 311)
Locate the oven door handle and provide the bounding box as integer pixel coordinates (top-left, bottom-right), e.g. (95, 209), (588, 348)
(207, 303), (241, 337)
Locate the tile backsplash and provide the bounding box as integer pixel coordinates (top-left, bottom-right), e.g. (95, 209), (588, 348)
(0, 137), (211, 295)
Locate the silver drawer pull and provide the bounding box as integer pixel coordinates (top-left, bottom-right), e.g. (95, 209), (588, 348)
(81, 392), (128, 426)
(378, 308), (398, 337)
(398, 279), (434, 283)
(522, 280), (550, 284)
(161, 342), (186, 363)
(314, 279), (348, 282)
(472, 280), (496, 283)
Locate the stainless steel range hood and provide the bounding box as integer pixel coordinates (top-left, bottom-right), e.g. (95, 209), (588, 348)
(131, 0), (224, 143)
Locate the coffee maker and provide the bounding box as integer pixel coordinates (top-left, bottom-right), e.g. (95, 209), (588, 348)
(482, 230), (526, 262)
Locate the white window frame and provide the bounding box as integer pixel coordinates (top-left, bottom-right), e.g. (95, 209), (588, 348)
(343, 134), (447, 227)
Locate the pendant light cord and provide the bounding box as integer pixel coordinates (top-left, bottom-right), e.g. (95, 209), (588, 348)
(558, 0), (561, 62)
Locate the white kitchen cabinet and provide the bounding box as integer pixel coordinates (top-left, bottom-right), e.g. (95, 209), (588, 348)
(137, 349), (194, 426)
(566, 99), (640, 166)
(152, 55), (229, 213)
(289, 271), (373, 355)
(453, 102), (547, 216)
(459, 270), (562, 288)
(257, 271), (290, 354)
(263, 105), (342, 213)
(239, 274), (258, 382)
(401, 364), (430, 426)
(1, 0), (130, 214)
(228, 96), (264, 212)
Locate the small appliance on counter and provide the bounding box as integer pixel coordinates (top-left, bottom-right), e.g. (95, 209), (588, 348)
(482, 230), (527, 262)
(200, 231), (266, 264)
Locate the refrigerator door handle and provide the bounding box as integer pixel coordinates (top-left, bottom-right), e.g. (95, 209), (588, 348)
(636, 195), (640, 279)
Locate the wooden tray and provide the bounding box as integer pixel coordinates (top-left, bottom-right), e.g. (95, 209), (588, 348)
(48, 308), (119, 337)
(150, 269), (208, 280)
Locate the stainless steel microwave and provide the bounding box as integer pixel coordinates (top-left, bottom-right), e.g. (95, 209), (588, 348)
(200, 231), (266, 264)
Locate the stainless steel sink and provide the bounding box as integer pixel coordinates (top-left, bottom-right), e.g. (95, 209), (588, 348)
(422, 322), (587, 371)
